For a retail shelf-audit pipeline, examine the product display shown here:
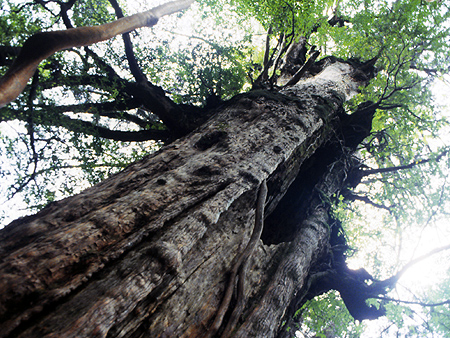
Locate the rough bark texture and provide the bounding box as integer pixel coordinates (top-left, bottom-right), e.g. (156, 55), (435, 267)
(0, 61), (369, 337)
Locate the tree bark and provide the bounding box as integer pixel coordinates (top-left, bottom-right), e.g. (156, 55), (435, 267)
(0, 60), (371, 337)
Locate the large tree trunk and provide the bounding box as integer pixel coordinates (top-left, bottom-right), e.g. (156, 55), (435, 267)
(0, 61), (372, 337)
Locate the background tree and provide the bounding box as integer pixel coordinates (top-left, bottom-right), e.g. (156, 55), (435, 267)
(1, 0), (450, 337)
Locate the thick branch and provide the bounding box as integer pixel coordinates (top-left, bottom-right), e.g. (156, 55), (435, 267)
(59, 117), (171, 141)
(25, 70), (201, 137)
(81, 124), (170, 142)
(100, 1), (189, 134)
(1, 107), (170, 141)
(0, 0), (194, 107)
(108, 0), (147, 83)
(1, 99), (148, 127)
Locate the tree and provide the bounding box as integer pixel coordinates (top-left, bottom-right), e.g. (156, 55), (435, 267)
(1, 0), (450, 337)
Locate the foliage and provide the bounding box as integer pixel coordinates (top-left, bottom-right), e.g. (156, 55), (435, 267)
(0, 122), (159, 221)
(296, 291), (365, 338)
(425, 278), (450, 336)
(225, 0), (335, 35)
(170, 41), (248, 105)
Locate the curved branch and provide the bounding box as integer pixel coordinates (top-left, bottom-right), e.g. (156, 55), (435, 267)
(13, 70), (200, 137)
(372, 243), (450, 293)
(1, 98), (148, 126)
(0, 106), (170, 141)
(393, 244), (450, 283)
(0, 0), (194, 107)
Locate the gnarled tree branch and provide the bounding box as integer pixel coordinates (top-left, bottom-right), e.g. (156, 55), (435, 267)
(0, 0), (194, 107)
